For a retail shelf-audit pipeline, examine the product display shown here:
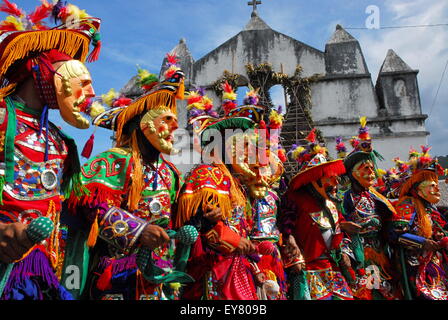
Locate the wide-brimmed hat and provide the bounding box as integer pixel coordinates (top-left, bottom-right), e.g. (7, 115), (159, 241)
(398, 146), (446, 198)
(289, 129), (346, 191)
(0, 0), (101, 100)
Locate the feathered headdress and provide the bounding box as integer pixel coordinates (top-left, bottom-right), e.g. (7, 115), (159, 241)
(186, 88), (218, 119)
(390, 145), (447, 239)
(0, 0), (101, 95)
(221, 81), (237, 116)
(335, 137), (347, 159)
(344, 116), (384, 173)
(115, 53), (185, 145)
(397, 145), (445, 198)
(351, 116), (372, 153)
(195, 82), (264, 146)
(0, 0), (101, 198)
(136, 66), (159, 92)
(243, 85), (260, 106)
(288, 128), (345, 191)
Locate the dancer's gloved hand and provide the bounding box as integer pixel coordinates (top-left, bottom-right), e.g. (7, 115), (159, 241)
(340, 253), (352, 269)
(255, 272), (266, 286)
(235, 237), (257, 255)
(203, 205), (222, 224)
(139, 224), (170, 250)
(0, 222), (33, 263)
(282, 235), (304, 273)
(340, 221), (363, 234)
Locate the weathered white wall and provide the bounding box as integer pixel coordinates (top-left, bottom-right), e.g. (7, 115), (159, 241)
(311, 78), (380, 121)
(192, 30), (325, 86)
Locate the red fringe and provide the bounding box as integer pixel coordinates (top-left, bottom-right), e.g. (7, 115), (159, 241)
(67, 183), (123, 213)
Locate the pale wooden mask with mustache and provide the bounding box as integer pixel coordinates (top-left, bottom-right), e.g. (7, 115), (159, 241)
(54, 60), (94, 129)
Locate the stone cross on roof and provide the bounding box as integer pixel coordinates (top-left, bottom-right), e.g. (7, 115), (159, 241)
(248, 0), (262, 15)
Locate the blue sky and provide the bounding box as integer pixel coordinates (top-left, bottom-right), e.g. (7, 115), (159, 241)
(2, 0), (447, 168)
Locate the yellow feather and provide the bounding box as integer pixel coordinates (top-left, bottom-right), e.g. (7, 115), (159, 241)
(5, 16), (24, 31)
(360, 116), (367, 128)
(137, 67), (151, 80)
(89, 101), (106, 119)
(78, 9), (90, 19)
(101, 88), (118, 107)
(223, 92), (237, 101)
(291, 146), (305, 161)
(202, 96), (213, 105)
(269, 110), (283, 124)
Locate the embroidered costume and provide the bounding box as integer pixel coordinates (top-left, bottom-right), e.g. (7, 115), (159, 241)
(390, 146), (448, 300)
(174, 83), (264, 300)
(342, 117), (401, 300)
(279, 129), (353, 300)
(244, 104), (288, 300)
(0, 1), (101, 300)
(68, 59), (187, 300)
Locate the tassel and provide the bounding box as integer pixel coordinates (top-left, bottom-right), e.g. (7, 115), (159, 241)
(87, 214), (99, 248)
(87, 36), (101, 63)
(96, 263), (113, 291)
(81, 133), (95, 158)
(176, 80), (185, 100)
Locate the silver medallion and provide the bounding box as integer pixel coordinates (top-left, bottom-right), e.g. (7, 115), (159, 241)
(112, 221), (128, 236)
(41, 169), (58, 190)
(149, 199), (163, 216)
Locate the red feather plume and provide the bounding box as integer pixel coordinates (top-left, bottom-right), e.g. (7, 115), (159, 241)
(28, 3), (52, 24)
(306, 128), (316, 143)
(278, 149), (287, 162)
(187, 95), (202, 105)
(166, 53), (179, 66)
(420, 145), (431, 155)
(0, 21), (19, 31)
(0, 0), (24, 17)
(222, 101), (236, 115)
(113, 97), (132, 107)
(222, 81), (233, 93)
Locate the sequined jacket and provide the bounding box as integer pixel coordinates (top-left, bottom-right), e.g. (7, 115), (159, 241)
(0, 99), (82, 296)
(72, 147), (181, 255)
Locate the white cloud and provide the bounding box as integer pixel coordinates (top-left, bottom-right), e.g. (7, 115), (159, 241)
(355, 0), (448, 155)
